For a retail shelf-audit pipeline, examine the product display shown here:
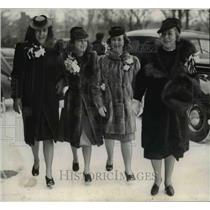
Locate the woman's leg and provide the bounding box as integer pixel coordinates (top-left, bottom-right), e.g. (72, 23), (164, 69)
(121, 141), (133, 175)
(71, 146), (79, 163)
(31, 141), (40, 168)
(43, 140), (54, 178)
(82, 145), (92, 174)
(164, 155), (175, 186)
(151, 159), (162, 186)
(105, 139), (115, 165)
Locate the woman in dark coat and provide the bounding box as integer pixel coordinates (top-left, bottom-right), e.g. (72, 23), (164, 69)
(92, 27), (141, 181)
(59, 27), (103, 183)
(11, 15), (64, 188)
(134, 18), (201, 196)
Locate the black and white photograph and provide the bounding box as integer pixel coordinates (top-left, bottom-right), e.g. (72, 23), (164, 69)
(0, 3), (210, 202)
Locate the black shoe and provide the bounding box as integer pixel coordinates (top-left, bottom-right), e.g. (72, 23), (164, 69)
(165, 185), (175, 196)
(32, 165), (39, 176)
(125, 171), (136, 182)
(45, 176), (55, 188)
(83, 173), (92, 183)
(151, 184), (160, 196)
(106, 162), (113, 171)
(72, 161), (79, 172)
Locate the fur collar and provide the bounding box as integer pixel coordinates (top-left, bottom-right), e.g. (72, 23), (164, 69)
(107, 50), (132, 62)
(144, 39), (194, 79)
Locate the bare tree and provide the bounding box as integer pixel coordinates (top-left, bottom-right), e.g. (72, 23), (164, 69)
(161, 9), (174, 18)
(185, 10), (190, 29)
(128, 9), (151, 30)
(197, 9), (210, 31)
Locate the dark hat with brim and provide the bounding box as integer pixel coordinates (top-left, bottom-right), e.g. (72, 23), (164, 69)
(96, 32), (104, 40)
(29, 15), (52, 30)
(70, 27), (89, 40)
(157, 18), (181, 34)
(109, 26), (125, 37)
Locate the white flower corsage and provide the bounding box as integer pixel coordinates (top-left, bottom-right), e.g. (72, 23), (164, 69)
(26, 44), (45, 59)
(123, 57), (134, 71)
(64, 55), (80, 75)
(100, 83), (106, 91)
(185, 54), (197, 74)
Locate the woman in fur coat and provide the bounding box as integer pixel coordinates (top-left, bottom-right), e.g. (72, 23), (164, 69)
(92, 26), (141, 181)
(58, 27), (103, 183)
(134, 18), (202, 196)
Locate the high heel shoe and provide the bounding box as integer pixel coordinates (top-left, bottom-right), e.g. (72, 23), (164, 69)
(83, 173), (92, 183)
(151, 184), (160, 196)
(72, 161), (79, 172)
(165, 185), (175, 196)
(124, 171), (136, 182)
(106, 162), (113, 171)
(151, 178), (162, 196)
(32, 165), (39, 176)
(45, 176), (55, 188)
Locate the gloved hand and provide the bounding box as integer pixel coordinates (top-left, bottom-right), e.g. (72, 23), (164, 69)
(132, 99), (143, 116)
(56, 78), (65, 96)
(98, 106), (107, 117)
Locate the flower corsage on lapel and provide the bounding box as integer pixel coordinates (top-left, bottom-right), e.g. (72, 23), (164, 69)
(100, 82), (106, 91)
(26, 44), (46, 59)
(64, 54), (80, 75)
(123, 55), (134, 71)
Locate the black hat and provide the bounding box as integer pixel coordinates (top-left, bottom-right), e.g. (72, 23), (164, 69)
(157, 18), (181, 34)
(70, 27), (88, 40)
(29, 15), (52, 30)
(96, 32), (104, 40)
(109, 26), (125, 37)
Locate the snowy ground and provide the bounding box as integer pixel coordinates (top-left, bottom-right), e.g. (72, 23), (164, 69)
(0, 99), (210, 201)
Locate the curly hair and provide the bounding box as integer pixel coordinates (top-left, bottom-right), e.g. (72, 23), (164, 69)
(107, 34), (132, 52)
(24, 26), (54, 47)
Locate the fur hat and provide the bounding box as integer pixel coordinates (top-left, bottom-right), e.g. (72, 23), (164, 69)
(157, 18), (181, 34)
(109, 26), (125, 37)
(70, 27), (88, 41)
(29, 15), (52, 30)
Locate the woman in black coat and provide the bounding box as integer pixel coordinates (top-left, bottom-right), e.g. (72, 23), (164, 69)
(134, 18), (201, 196)
(59, 27), (103, 183)
(11, 15), (64, 188)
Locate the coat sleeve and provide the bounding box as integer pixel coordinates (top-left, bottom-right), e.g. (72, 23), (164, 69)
(11, 43), (25, 99)
(133, 56), (141, 75)
(132, 55), (141, 91)
(180, 39), (197, 75)
(54, 41), (69, 96)
(91, 55), (104, 109)
(55, 52), (67, 83)
(133, 64), (148, 102)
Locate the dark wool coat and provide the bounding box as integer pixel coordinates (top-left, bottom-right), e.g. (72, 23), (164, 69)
(92, 51), (141, 141)
(11, 42), (64, 145)
(59, 45), (103, 148)
(134, 39), (200, 160)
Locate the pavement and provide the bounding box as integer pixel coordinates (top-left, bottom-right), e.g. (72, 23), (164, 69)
(0, 99), (210, 201)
